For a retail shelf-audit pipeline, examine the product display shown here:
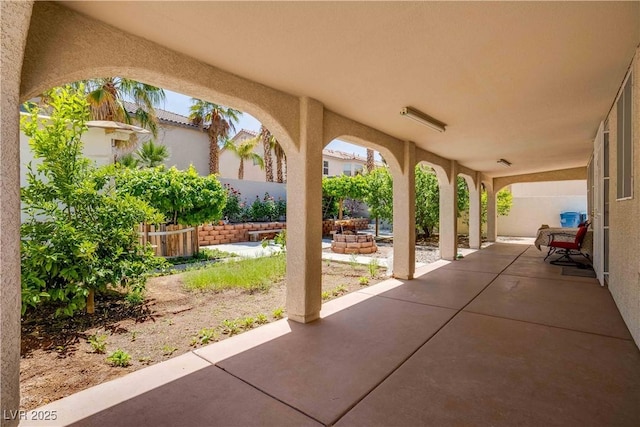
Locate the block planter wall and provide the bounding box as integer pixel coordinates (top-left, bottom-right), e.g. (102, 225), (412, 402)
(322, 218), (370, 236)
(198, 222), (286, 246)
(198, 218), (370, 246)
(331, 233), (377, 254)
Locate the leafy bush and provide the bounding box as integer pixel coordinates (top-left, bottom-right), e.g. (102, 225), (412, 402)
(107, 349), (131, 367)
(322, 174), (368, 219)
(275, 198), (287, 219)
(115, 166), (227, 226)
(125, 290), (145, 306)
(249, 193), (278, 221)
(88, 334), (108, 354)
(20, 85), (163, 317)
(221, 184), (244, 222)
(272, 307), (284, 319)
(221, 319), (241, 336)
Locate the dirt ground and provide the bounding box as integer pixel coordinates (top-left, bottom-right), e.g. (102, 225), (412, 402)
(19, 260), (386, 410)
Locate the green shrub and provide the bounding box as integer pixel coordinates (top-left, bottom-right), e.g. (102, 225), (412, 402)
(256, 313), (269, 324)
(221, 319), (241, 336)
(88, 334), (107, 354)
(107, 349), (131, 367)
(222, 184), (244, 222)
(241, 317), (255, 330)
(125, 290), (145, 306)
(115, 165), (227, 226)
(368, 259), (380, 278)
(20, 85), (163, 317)
(272, 307), (284, 319)
(359, 276), (370, 286)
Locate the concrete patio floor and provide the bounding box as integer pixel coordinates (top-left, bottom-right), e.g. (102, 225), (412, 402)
(24, 244), (640, 426)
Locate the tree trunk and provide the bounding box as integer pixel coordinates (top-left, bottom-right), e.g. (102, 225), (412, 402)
(366, 148), (375, 172)
(375, 217), (379, 236)
(209, 134), (219, 175)
(239, 158), (244, 180)
(338, 199), (344, 220)
(86, 289), (95, 314)
(261, 127), (274, 182)
(275, 150), (284, 183)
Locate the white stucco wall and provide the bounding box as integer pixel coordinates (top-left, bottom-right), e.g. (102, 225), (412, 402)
(20, 120), (112, 187)
(497, 181), (588, 237)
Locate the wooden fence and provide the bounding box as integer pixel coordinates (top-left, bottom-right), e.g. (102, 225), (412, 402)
(138, 223), (199, 258)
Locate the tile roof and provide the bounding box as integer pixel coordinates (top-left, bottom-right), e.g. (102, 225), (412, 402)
(123, 101), (197, 128)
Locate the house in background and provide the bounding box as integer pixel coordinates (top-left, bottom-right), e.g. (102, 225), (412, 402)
(124, 103), (380, 182)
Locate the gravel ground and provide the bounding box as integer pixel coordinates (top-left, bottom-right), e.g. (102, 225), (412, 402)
(373, 242), (441, 265)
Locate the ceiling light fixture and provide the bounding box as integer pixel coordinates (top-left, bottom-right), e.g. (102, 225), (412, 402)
(497, 159), (512, 167)
(400, 107), (446, 133)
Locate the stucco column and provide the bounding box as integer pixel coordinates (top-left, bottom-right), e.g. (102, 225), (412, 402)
(439, 161), (458, 260)
(392, 142), (416, 279)
(468, 177), (481, 249)
(285, 97), (323, 323)
(486, 189), (498, 242)
(1, 2), (33, 426)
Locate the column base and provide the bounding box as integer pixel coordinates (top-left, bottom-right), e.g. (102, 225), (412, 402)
(287, 311), (320, 324)
(392, 273), (414, 280)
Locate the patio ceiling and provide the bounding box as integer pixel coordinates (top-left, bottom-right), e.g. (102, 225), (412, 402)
(60, 1), (639, 177)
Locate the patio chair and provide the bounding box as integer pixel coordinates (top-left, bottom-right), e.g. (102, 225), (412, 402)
(544, 221), (590, 267)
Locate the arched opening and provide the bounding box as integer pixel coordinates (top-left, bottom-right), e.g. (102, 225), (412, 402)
(319, 137), (392, 300)
(17, 73), (302, 409)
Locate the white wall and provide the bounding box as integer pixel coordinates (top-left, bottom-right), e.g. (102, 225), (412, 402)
(497, 180), (587, 237)
(20, 123), (111, 187)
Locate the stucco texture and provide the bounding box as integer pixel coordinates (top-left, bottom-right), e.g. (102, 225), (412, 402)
(608, 46), (640, 346)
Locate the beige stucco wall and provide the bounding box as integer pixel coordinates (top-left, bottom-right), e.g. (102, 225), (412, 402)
(608, 46), (640, 347)
(154, 125), (209, 176)
(324, 156), (367, 177)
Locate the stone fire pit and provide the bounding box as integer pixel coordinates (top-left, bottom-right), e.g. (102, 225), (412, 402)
(331, 232), (378, 255)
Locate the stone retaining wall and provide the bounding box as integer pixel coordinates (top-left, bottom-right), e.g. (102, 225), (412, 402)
(331, 233), (378, 254)
(198, 218), (370, 246)
(198, 222), (286, 246)
(322, 218), (369, 235)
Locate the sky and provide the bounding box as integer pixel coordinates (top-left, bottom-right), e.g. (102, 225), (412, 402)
(162, 89), (378, 159)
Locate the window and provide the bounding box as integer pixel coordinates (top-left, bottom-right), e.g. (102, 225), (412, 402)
(343, 163), (352, 176)
(616, 72), (633, 200)
(354, 164), (364, 175)
(323, 160), (329, 176)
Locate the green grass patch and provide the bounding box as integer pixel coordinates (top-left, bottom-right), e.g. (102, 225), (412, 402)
(166, 248), (236, 266)
(183, 255), (286, 292)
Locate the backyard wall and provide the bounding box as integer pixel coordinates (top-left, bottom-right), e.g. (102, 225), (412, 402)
(458, 181), (587, 237)
(219, 178), (286, 202)
(497, 181), (587, 237)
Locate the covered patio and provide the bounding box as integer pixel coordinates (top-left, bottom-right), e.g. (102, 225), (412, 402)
(2, 2), (640, 425)
(24, 243), (639, 426)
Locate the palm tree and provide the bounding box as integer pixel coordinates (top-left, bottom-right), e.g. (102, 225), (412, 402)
(74, 77), (166, 137)
(189, 100), (241, 175)
(136, 140), (169, 168)
(224, 137), (264, 180)
(260, 125), (274, 182)
(274, 142), (286, 183)
(116, 153), (139, 169)
(366, 148), (375, 172)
